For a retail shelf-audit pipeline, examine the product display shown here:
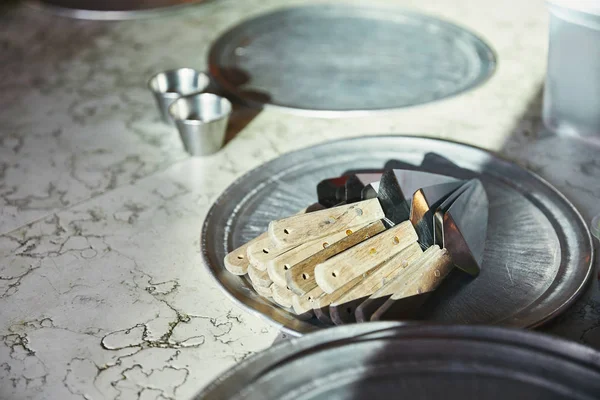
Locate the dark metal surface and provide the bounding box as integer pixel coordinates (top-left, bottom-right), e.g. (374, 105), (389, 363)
(378, 169), (461, 227)
(434, 181), (473, 246)
(208, 5), (496, 115)
(411, 181), (466, 247)
(196, 323), (600, 400)
(316, 176), (350, 208)
(430, 179), (489, 276)
(27, 0), (209, 20)
(442, 179), (489, 275)
(345, 173), (382, 203)
(201, 136), (593, 335)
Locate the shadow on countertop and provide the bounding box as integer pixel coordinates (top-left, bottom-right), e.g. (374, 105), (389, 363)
(498, 84), (600, 349)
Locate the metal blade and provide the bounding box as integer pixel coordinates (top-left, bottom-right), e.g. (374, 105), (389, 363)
(433, 180), (475, 246)
(361, 181), (380, 200)
(345, 173), (381, 203)
(440, 179), (488, 276)
(378, 169), (460, 225)
(317, 176), (349, 207)
(420, 153), (478, 180)
(317, 173), (382, 207)
(410, 181), (467, 248)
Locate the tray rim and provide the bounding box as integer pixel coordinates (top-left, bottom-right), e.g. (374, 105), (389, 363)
(207, 4), (498, 117)
(200, 135), (594, 336)
(196, 323), (600, 399)
(25, 0), (212, 20)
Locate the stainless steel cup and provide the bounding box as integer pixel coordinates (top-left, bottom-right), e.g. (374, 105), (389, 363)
(148, 68), (210, 123)
(543, 1), (600, 138)
(168, 93), (232, 156)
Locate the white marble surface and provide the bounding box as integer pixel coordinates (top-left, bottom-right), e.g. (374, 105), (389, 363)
(1, 0), (599, 399)
(0, 158), (278, 399)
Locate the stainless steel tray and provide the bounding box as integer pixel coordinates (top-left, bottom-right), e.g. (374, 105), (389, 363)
(27, 0), (209, 20)
(197, 323), (600, 400)
(208, 5), (496, 116)
(201, 136), (593, 336)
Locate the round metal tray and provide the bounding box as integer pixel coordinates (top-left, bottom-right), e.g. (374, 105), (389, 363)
(27, 0), (209, 20)
(201, 136), (593, 336)
(208, 5), (496, 116)
(197, 323), (600, 399)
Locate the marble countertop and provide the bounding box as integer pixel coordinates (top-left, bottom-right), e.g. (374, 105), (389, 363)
(1, 0), (599, 398)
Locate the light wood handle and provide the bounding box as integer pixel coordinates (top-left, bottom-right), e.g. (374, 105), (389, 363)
(312, 272), (368, 325)
(235, 205), (323, 272)
(354, 245), (438, 322)
(291, 285), (324, 315)
(268, 199), (385, 249)
(251, 282), (273, 298)
(246, 234), (298, 271)
(247, 263), (272, 288)
(271, 284), (294, 308)
(328, 242), (423, 324)
(266, 225), (365, 287)
(285, 220), (386, 295)
(268, 286), (315, 320)
(391, 246), (453, 300)
(224, 232), (267, 275)
(314, 221), (418, 293)
(326, 260), (394, 326)
(370, 246), (453, 321)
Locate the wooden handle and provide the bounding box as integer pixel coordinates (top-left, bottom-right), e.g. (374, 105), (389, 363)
(312, 272), (368, 325)
(271, 284), (294, 308)
(291, 285), (324, 315)
(371, 246), (453, 321)
(224, 232), (267, 275)
(285, 220), (386, 295)
(266, 286), (314, 320)
(246, 233), (298, 271)
(391, 246), (453, 299)
(235, 205), (323, 272)
(354, 245), (438, 322)
(268, 199), (385, 249)
(266, 225), (365, 287)
(247, 263), (272, 288)
(314, 221), (418, 293)
(327, 261), (392, 326)
(328, 242), (423, 324)
(251, 282), (273, 298)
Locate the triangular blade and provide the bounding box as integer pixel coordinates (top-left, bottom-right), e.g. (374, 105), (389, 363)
(361, 182), (380, 200)
(439, 179), (489, 276)
(317, 176), (349, 207)
(317, 173), (382, 206)
(410, 180), (467, 247)
(433, 180), (475, 246)
(344, 173), (382, 203)
(378, 170), (460, 225)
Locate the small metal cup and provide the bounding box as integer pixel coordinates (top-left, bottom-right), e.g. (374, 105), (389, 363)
(148, 68), (210, 123)
(168, 93), (232, 156)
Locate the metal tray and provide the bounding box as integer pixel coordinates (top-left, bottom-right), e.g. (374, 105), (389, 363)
(27, 0), (209, 20)
(208, 5), (496, 116)
(201, 136), (593, 336)
(197, 323), (600, 400)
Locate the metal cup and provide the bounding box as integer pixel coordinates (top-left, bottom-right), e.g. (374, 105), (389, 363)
(148, 68), (210, 123)
(168, 93), (232, 156)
